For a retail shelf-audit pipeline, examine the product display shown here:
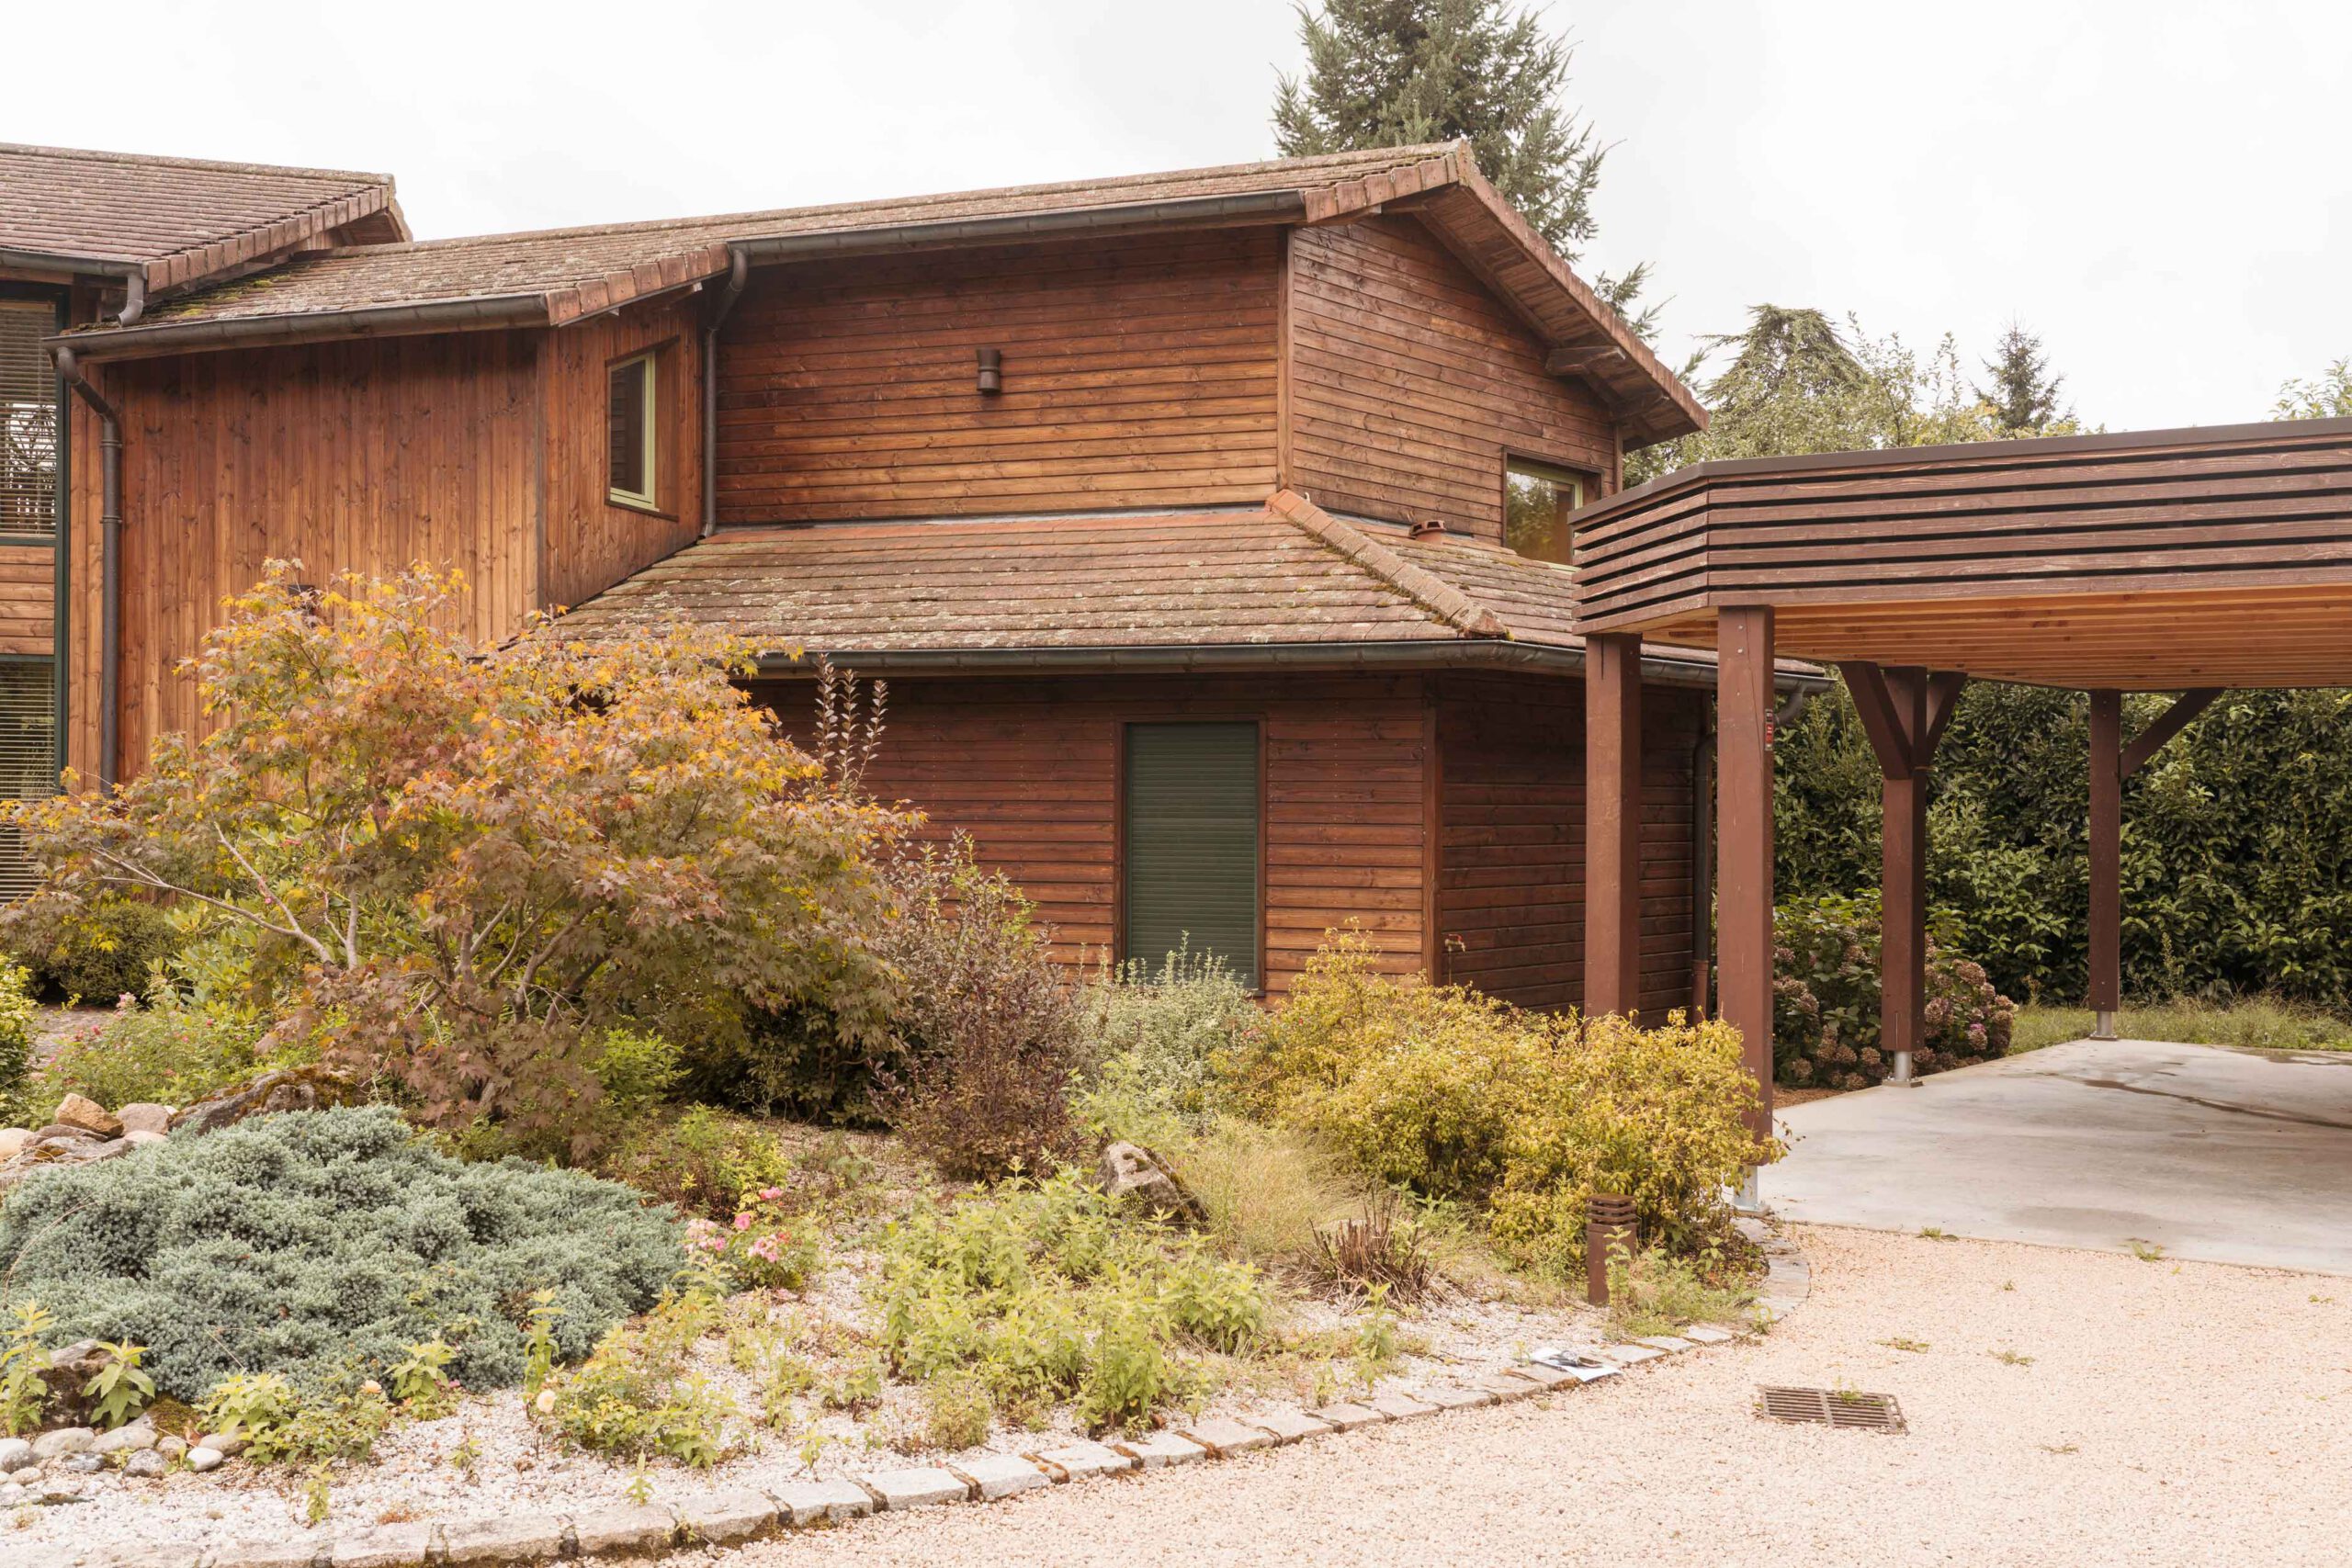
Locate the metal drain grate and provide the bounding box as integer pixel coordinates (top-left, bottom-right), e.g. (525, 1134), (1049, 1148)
(1755, 1384), (1906, 1433)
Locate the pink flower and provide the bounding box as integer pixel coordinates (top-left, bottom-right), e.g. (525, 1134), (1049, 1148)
(733, 1213), (753, 1231)
(758, 1188), (785, 1202)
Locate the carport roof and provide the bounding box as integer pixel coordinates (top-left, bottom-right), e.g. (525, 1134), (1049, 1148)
(1569, 416), (2352, 689)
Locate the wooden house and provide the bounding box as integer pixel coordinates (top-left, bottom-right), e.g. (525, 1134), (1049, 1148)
(5, 138), (1818, 1010)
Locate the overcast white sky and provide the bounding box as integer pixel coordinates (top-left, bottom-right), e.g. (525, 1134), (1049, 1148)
(8, 0), (2346, 430)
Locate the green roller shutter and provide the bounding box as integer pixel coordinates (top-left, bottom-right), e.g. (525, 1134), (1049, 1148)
(0, 660), (55, 902)
(1124, 722), (1261, 987)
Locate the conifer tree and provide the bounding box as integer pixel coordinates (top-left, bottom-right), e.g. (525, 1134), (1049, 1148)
(1272, 0), (1653, 332)
(1975, 321), (2070, 434)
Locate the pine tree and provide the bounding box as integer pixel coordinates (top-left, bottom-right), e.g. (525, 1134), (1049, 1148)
(1272, 0), (1653, 333)
(1975, 321), (2069, 434)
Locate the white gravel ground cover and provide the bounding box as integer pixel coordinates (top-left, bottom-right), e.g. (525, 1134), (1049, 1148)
(679, 1225), (2352, 1568)
(0, 1197), (1623, 1561)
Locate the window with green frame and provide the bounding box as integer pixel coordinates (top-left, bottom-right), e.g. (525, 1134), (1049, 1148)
(1123, 721), (1261, 987)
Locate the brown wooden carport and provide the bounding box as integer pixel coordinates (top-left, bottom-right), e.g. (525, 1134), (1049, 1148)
(1567, 414), (2352, 1156)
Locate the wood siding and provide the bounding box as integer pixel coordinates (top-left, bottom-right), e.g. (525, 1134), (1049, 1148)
(66, 333), (541, 782)
(0, 548), (52, 657)
(1287, 215), (1618, 540)
(542, 296), (703, 613)
(757, 671), (1430, 993)
(713, 231), (1283, 524)
(1436, 671), (1701, 1015)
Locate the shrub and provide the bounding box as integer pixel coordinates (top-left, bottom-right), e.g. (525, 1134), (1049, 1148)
(684, 1186), (820, 1292)
(919, 1372), (993, 1451)
(873, 840), (1085, 1181)
(1604, 1244), (1757, 1338)
(0, 565), (910, 1159)
(1071, 945), (1262, 1144)
(541, 1292), (737, 1466)
(599, 1105), (796, 1222)
(876, 1172), (1267, 1434)
(1232, 933), (1777, 1271)
(0, 1107), (684, 1399)
(4, 895), (178, 1005)
(1160, 1117), (1362, 1272)
(0, 960), (35, 1126)
(1773, 892), (2016, 1090)
(32, 990), (272, 1121)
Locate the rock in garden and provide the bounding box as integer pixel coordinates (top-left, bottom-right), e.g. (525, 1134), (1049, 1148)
(0, 1439), (28, 1472)
(198, 1431), (247, 1458)
(53, 1095), (123, 1139)
(125, 1130), (168, 1148)
(93, 1422), (156, 1454)
(115, 1103), (172, 1137)
(30, 1427), (94, 1461)
(40, 1341), (107, 1421)
(32, 1124), (91, 1145)
(156, 1437), (187, 1459)
(0, 1130), (28, 1160)
(170, 1066), (362, 1136)
(124, 1450), (166, 1478)
(7, 1467), (35, 1486)
(0, 1483), (18, 1506)
(1095, 1141), (1207, 1224)
(185, 1447), (224, 1473)
(56, 1453), (101, 1474)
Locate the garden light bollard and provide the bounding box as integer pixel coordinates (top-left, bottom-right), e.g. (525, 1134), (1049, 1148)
(1586, 1193), (1636, 1307)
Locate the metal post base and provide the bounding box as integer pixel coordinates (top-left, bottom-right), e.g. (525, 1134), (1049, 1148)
(2092, 1010), (2119, 1041)
(1890, 1049), (1916, 1086)
(1732, 1166), (1763, 1215)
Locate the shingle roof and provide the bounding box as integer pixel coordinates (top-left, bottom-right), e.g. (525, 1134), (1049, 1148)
(553, 488), (1674, 670)
(59, 142), (1701, 441)
(0, 143), (402, 291)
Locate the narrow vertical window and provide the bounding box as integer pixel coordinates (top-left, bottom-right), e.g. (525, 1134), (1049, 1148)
(1504, 458), (1591, 565)
(0, 303), (60, 536)
(607, 351), (658, 510)
(1124, 722), (1261, 987)
(0, 659), (56, 901)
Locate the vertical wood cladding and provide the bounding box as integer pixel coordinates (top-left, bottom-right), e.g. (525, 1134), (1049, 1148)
(713, 231), (1283, 523)
(757, 671), (1430, 994)
(1435, 671), (1701, 1015)
(542, 296), (703, 613)
(1287, 215), (1619, 539)
(66, 332), (541, 782)
(0, 550), (52, 657)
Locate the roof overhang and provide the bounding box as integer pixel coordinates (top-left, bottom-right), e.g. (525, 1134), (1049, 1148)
(1569, 416), (2352, 690)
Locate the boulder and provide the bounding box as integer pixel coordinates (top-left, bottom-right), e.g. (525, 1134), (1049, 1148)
(124, 1450), (166, 1479)
(29, 1427), (93, 1461)
(0, 1130), (28, 1161)
(125, 1130), (168, 1148)
(170, 1066), (364, 1137)
(0, 1439), (29, 1472)
(52, 1095), (121, 1139)
(31, 1125), (90, 1145)
(1095, 1141), (1207, 1224)
(185, 1446), (223, 1473)
(38, 1342), (108, 1426)
(115, 1103), (173, 1138)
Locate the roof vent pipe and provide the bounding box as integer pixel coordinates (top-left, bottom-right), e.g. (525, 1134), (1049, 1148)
(1408, 518), (1449, 538)
(52, 347), (123, 790)
(701, 247), (749, 538)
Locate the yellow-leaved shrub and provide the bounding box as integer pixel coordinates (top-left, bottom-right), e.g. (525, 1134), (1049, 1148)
(1227, 931), (1779, 1273)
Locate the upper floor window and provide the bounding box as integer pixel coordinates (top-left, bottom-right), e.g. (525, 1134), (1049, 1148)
(0, 302), (59, 536)
(1504, 458), (1592, 566)
(607, 350), (659, 511)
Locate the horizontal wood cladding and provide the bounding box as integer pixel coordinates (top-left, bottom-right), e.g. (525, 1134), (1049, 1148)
(66, 333), (540, 783)
(1569, 421), (2352, 687)
(714, 231), (1282, 523)
(1435, 671), (1702, 1015)
(1286, 215), (1618, 540)
(754, 671), (1429, 994)
(0, 549), (53, 657)
(543, 296), (703, 612)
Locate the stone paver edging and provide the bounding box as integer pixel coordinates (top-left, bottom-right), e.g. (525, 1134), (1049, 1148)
(24, 1223), (1810, 1568)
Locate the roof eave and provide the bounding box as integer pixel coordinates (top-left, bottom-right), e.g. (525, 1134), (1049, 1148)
(46, 293), (553, 360)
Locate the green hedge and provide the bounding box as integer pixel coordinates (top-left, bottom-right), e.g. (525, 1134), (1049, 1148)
(1777, 682), (2352, 1007)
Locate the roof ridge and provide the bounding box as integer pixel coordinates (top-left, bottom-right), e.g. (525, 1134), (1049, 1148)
(1265, 490), (1509, 639)
(0, 141), (392, 186)
(284, 141), (1468, 257)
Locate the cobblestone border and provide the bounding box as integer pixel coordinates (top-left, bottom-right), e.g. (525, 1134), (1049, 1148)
(25, 1224), (1811, 1568)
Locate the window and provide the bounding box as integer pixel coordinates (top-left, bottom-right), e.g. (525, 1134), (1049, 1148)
(1124, 722), (1261, 987)
(0, 303), (59, 536)
(1504, 458), (1591, 565)
(606, 351), (658, 510)
(0, 660), (56, 902)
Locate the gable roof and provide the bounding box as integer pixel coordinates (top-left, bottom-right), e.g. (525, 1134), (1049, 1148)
(58, 143), (1701, 443)
(0, 143), (404, 293)
(552, 491), (1807, 688)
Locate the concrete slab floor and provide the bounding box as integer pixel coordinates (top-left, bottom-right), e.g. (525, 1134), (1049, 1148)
(1768, 1036), (2352, 1274)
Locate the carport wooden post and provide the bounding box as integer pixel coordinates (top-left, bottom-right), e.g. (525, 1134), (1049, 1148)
(1840, 663), (1967, 1083)
(1718, 606), (1776, 1173)
(2087, 691), (2123, 1040)
(1583, 632), (1644, 1018)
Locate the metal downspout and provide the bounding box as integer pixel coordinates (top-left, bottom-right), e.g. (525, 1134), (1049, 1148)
(702, 248), (748, 538)
(51, 348), (121, 790)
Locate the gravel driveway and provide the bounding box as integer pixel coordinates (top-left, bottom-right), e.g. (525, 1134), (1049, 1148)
(693, 1225), (2352, 1567)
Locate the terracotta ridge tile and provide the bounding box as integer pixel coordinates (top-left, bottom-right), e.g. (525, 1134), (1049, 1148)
(1265, 489), (1509, 639)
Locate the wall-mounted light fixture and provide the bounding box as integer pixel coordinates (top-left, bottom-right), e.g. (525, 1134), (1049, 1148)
(976, 347), (1003, 395)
